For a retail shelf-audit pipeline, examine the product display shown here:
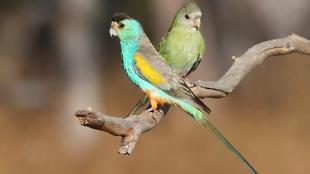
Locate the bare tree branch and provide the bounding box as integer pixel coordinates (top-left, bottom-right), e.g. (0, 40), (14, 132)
(74, 33), (310, 155)
(75, 106), (170, 155)
(194, 33), (310, 97)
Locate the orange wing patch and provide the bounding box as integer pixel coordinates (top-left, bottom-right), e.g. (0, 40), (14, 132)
(134, 53), (166, 85)
(145, 89), (166, 110)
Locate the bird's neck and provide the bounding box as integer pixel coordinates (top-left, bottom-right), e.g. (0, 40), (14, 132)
(120, 38), (139, 66)
(120, 39), (140, 84)
(170, 24), (198, 33)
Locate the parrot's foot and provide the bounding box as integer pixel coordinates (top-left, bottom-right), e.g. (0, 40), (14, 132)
(150, 99), (158, 110)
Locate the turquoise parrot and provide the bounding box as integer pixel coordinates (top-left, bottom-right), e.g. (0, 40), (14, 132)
(110, 13), (258, 174)
(129, 2), (206, 115)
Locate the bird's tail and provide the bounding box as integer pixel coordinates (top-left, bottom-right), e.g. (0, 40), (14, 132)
(128, 94), (149, 116)
(177, 100), (258, 174)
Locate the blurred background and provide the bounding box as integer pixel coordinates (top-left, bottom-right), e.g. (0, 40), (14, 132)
(1, 0), (310, 173)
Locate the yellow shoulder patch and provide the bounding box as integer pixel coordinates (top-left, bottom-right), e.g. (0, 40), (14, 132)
(134, 53), (166, 85)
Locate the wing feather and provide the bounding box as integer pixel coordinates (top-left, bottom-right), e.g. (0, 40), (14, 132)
(134, 34), (211, 113)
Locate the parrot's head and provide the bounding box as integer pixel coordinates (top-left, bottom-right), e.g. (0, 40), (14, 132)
(110, 13), (143, 41)
(173, 2), (202, 31)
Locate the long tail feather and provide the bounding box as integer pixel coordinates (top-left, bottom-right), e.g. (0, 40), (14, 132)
(189, 89), (211, 114)
(199, 115), (258, 174)
(178, 100), (258, 174)
(128, 95), (150, 116)
(180, 80), (211, 114)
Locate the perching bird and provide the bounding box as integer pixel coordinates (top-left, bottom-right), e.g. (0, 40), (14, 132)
(110, 13), (258, 174)
(159, 2), (205, 76)
(129, 2), (206, 115)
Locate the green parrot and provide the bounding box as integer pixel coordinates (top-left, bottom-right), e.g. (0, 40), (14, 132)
(129, 2), (205, 115)
(110, 13), (258, 174)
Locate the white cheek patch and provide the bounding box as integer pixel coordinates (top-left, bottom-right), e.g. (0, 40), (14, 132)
(109, 28), (118, 37)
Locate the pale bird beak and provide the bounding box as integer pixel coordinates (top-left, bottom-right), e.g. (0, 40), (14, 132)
(109, 21), (119, 37)
(193, 18), (201, 31)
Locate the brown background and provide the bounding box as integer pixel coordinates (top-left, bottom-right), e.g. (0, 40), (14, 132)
(1, 0), (310, 173)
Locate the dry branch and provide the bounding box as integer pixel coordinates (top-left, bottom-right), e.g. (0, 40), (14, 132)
(75, 33), (310, 155)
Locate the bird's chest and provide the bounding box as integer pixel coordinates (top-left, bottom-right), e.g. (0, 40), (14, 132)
(164, 32), (200, 69)
(172, 35), (199, 56)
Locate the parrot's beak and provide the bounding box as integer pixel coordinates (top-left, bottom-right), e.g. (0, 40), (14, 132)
(110, 21), (119, 37)
(193, 18), (201, 31)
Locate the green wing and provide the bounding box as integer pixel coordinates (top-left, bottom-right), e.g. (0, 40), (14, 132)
(134, 37), (211, 113)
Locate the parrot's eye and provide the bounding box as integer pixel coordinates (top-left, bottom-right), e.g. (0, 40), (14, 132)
(119, 23), (125, 28)
(185, 14), (190, 20)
